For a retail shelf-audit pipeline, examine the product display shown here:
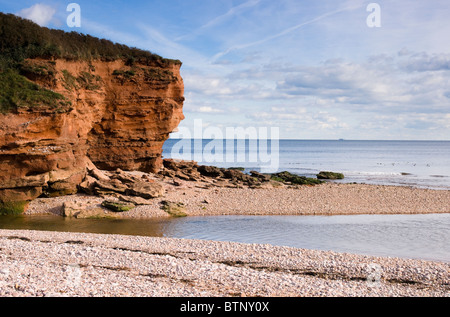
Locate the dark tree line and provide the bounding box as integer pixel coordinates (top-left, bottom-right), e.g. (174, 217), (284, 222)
(0, 12), (181, 70)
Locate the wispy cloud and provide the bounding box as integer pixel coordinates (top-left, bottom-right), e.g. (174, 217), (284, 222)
(137, 23), (209, 68)
(212, 2), (364, 62)
(81, 18), (141, 47)
(176, 0), (262, 41)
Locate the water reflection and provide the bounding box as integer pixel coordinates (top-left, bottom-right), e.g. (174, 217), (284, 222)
(0, 213), (449, 263)
(0, 215), (169, 237)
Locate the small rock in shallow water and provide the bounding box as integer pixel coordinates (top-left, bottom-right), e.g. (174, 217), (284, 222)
(317, 171), (345, 180)
(101, 200), (135, 212)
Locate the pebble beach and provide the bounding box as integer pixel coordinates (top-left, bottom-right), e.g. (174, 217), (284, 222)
(0, 179), (446, 297)
(0, 229), (448, 297)
(26, 180), (450, 219)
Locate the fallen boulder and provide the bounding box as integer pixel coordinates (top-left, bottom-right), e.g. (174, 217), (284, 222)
(126, 181), (165, 199)
(160, 200), (187, 217)
(62, 201), (113, 219)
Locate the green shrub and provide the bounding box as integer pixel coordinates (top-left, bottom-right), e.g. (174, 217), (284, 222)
(61, 69), (78, 91)
(77, 71), (102, 90)
(0, 69), (70, 114)
(143, 68), (175, 83)
(0, 12), (180, 66)
(113, 69), (136, 79)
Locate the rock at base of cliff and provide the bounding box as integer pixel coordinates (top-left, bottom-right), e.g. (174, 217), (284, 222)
(44, 168), (87, 197)
(0, 201), (29, 216)
(0, 187), (42, 215)
(62, 201), (116, 219)
(126, 181), (165, 199)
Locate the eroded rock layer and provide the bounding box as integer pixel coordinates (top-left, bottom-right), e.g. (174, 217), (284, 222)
(0, 58), (184, 211)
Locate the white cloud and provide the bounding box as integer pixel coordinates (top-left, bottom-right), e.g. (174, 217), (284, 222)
(18, 3), (56, 27)
(398, 51), (450, 72)
(275, 52), (450, 114)
(196, 106), (224, 113)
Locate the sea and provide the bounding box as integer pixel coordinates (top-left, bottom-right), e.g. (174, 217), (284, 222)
(0, 139), (449, 262)
(163, 139), (450, 190)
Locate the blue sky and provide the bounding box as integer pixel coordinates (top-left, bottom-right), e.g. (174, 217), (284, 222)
(1, 0), (450, 140)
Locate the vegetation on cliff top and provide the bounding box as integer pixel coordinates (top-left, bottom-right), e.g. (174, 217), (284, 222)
(0, 12), (180, 114)
(0, 13), (180, 68)
(0, 69), (70, 114)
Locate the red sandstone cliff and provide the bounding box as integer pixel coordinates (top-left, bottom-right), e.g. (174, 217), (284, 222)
(0, 58), (184, 211)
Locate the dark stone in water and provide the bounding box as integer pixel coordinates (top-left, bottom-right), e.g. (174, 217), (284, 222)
(101, 200), (135, 212)
(317, 171), (345, 180)
(271, 171), (324, 185)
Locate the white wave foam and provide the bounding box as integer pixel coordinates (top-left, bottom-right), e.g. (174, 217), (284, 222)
(346, 171), (404, 176)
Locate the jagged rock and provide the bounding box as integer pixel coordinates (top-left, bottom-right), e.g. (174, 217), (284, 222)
(222, 169), (243, 180)
(161, 159), (203, 181)
(160, 169), (176, 178)
(94, 179), (129, 194)
(88, 168), (111, 182)
(176, 170), (201, 181)
(223, 169), (256, 184)
(250, 171), (271, 182)
(163, 159), (198, 172)
(110, 169), (141, 184)
(78, 175), (97, 195)
(198, 165), (224, 178)
(126, 181), (165, 199)
(174, 171), (192, 181)
(44, 169), (86, 197)
(163, 159), (181, 171)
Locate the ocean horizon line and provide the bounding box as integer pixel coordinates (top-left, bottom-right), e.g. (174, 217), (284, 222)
(166, 138), (450, 142)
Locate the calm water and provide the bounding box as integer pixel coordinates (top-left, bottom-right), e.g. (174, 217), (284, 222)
(1, 213), (449, 263)
(163, 139), (450, 190)
(1, 139), (449, 263)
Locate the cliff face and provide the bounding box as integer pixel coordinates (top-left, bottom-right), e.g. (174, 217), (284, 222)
(0, 58), (184, 212)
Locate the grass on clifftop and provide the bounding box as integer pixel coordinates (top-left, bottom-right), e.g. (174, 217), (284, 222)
(0, 12), (181, 114)
(0, 69), (70, 114)
(0, 12), (181, 68)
